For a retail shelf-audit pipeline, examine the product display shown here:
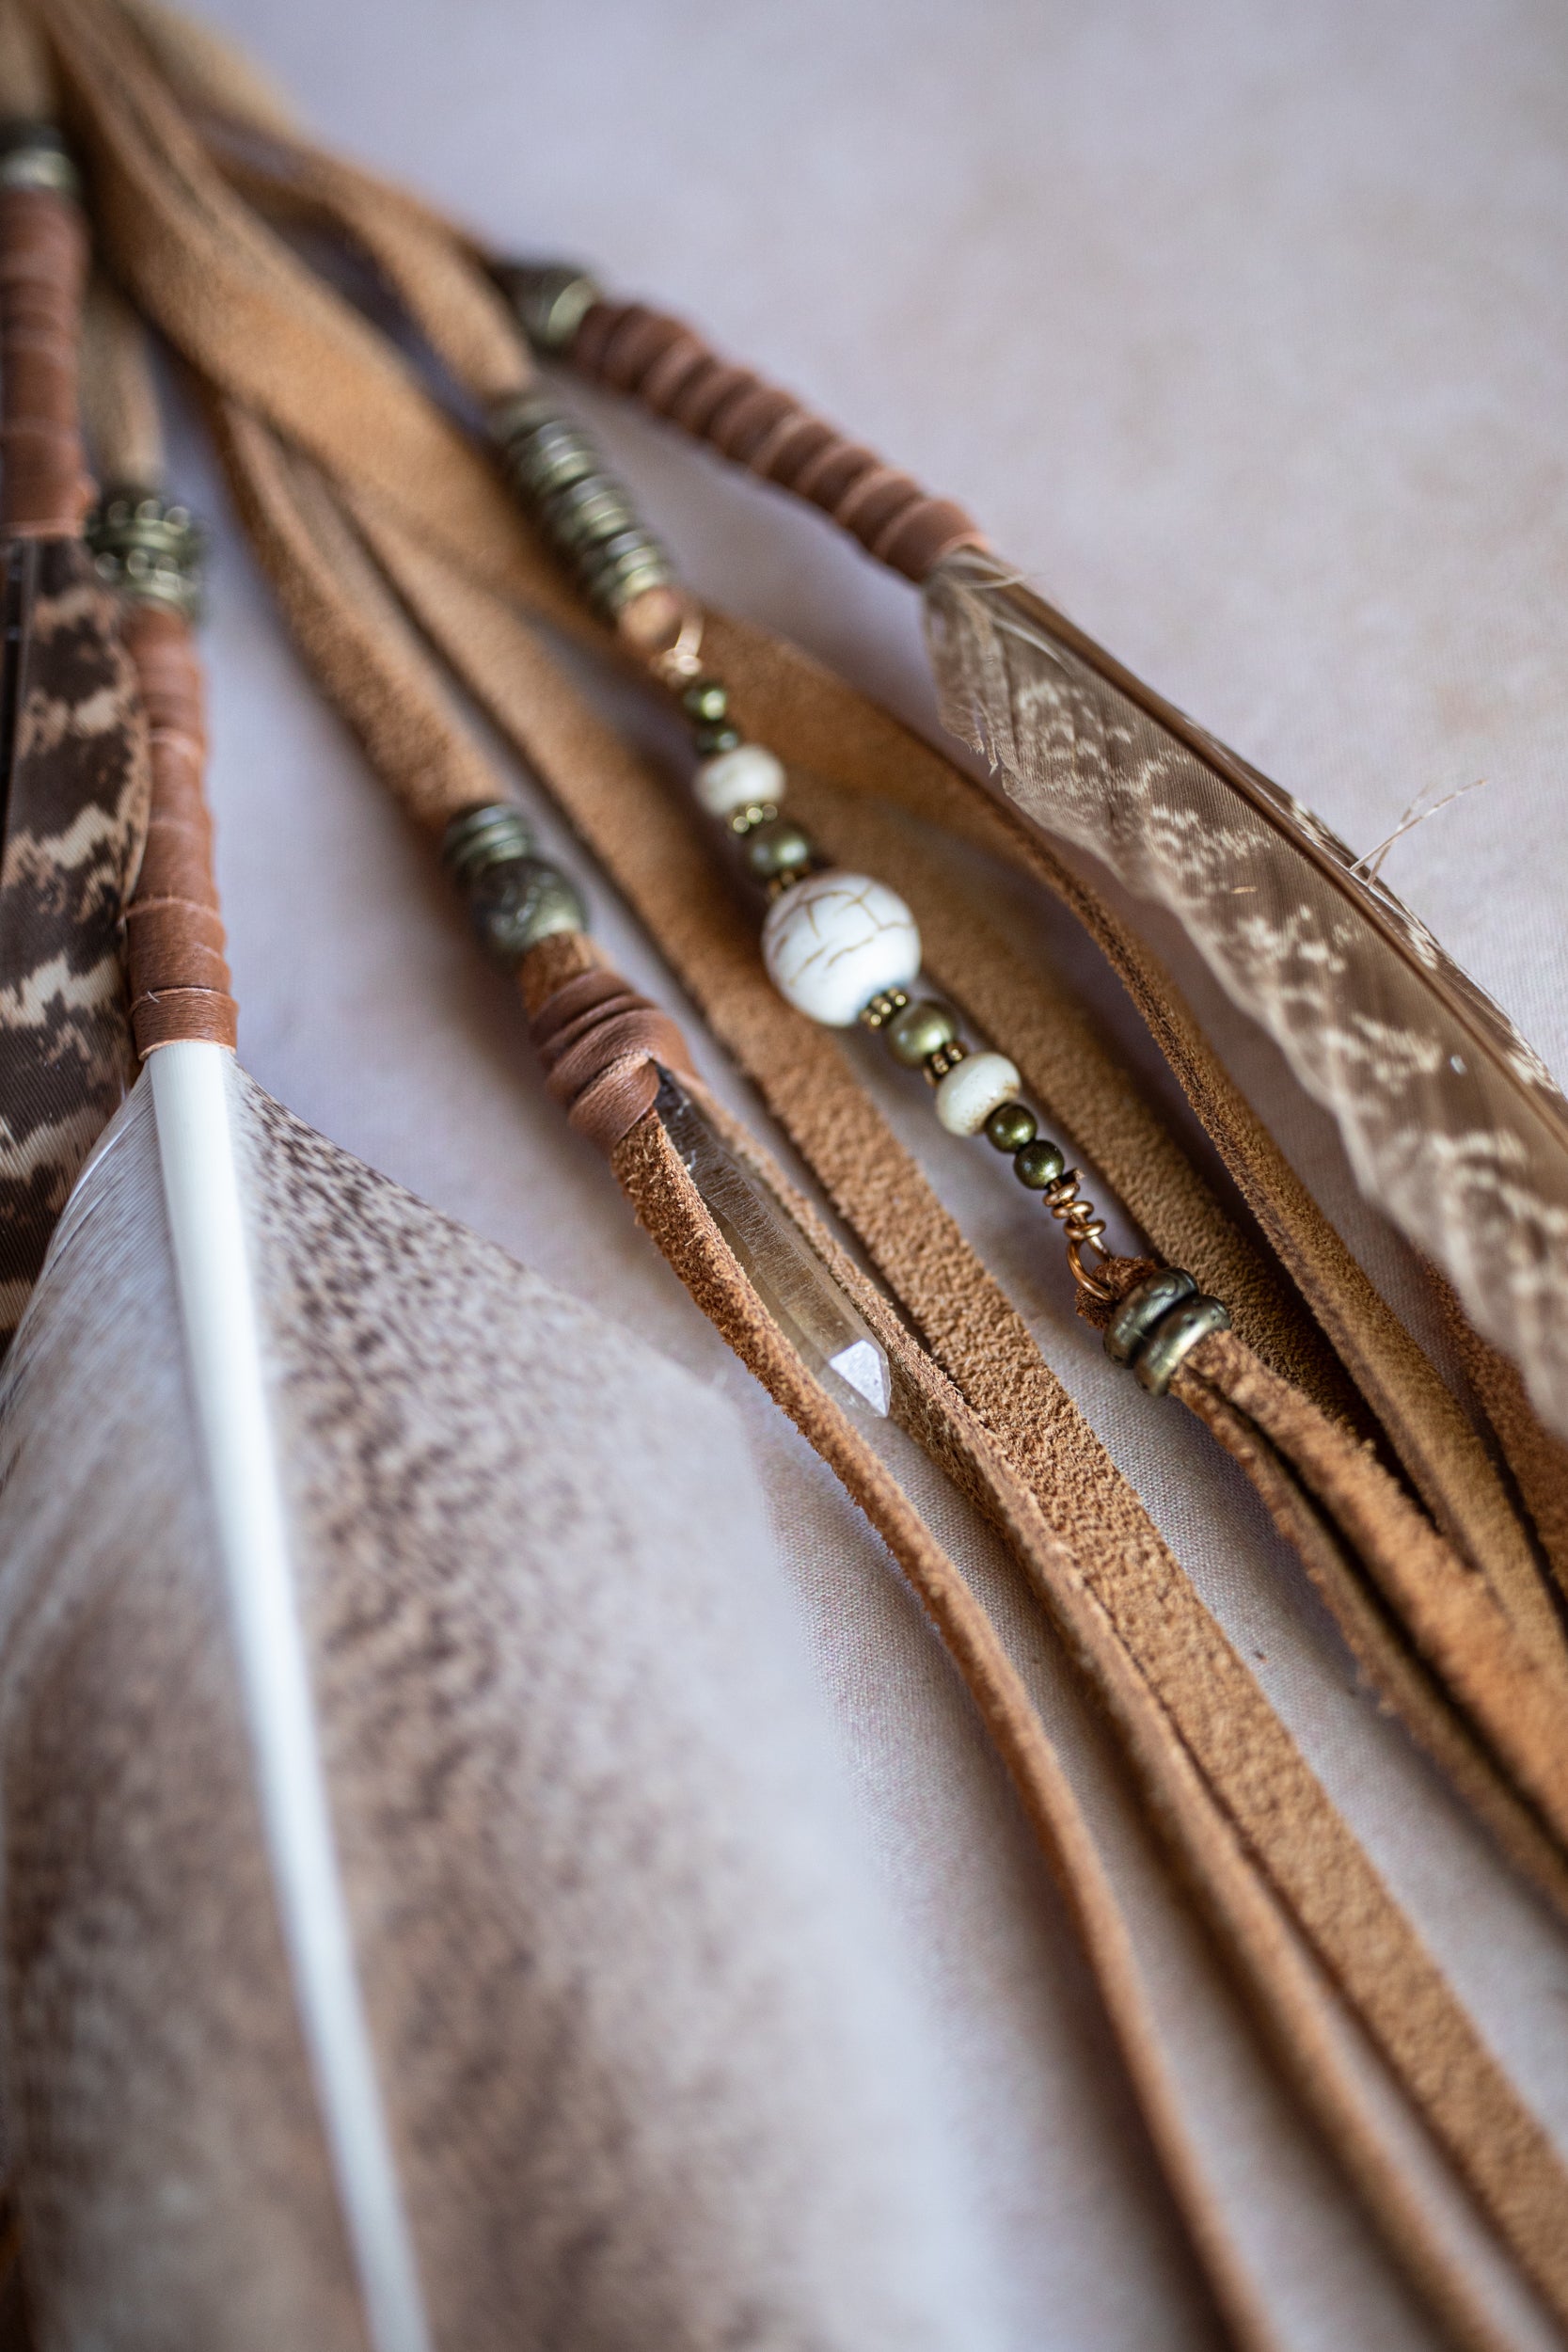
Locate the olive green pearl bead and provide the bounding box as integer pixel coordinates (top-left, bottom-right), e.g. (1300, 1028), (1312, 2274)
(682, 676), (729, 724)
(695, 722), (742, 758)
(1014, 1138), (1067, 1191)
(985, 1101), (1037, 1153)
(885, 998), (958, 1068)
(744, 817), (813, 882)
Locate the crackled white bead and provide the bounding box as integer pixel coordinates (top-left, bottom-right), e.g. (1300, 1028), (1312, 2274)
(761, 870), (922, 1027)
(695, 741), (786, 818)
(934, 1050), (1022, 1136)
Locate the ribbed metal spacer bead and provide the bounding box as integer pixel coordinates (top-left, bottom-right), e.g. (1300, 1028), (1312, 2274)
(0, 122), (79, 198)
(86, 488), (205, 624)
(440, 802), (535, 885)
(860, 989), (911, 1030)
(492, 395), (674, 619)
(494, 260), (604, 352)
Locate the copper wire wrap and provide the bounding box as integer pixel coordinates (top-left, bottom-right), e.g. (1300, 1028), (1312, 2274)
(1041, 1166), (1115, 1299)
(530, 964), (694, 1153)
(565, 298), (987, 583)
(0, 183), (94, 536)
(121, 602), (238, 1053)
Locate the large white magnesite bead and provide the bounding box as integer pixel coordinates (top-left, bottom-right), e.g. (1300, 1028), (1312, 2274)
(934, 1051), (1022, 1136)
(761, 870), (922, 1027)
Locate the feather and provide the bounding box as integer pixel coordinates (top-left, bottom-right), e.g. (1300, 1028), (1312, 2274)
(0, 1009), (1003, 2352)
(926, 548), (1568, 1438)
(0, 535), (148, 1342)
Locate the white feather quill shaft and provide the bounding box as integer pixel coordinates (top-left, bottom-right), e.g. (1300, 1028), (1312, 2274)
(148, 1039), (431, 2352)
(927, 549), (1568, 1437)
(0, 1054), (998, 2350)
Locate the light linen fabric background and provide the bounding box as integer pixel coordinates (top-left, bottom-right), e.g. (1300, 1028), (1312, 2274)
(162, 3), (1568, 2344)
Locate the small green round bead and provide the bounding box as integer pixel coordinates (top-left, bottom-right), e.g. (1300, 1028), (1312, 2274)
(681, 676), (729, 724)
(1014, 1138), (1067, 1191)
(744, 816), (814, 881)
(985, 1101), (1037, 1153)
(885, 998), (958, 1068)
(695, 722), (742, 757)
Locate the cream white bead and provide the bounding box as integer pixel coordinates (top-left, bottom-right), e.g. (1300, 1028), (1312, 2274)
(934, 1050), (1022, 1136)
(694, 741), (786, 818)
(761, 870), (921, 1027)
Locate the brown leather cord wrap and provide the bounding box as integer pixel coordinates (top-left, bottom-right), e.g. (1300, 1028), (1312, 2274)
(530, 965), (693, 1153)
(564, 296), (986, 583)
(0, 180), (93, 535)
(120, 599), (235, 1052)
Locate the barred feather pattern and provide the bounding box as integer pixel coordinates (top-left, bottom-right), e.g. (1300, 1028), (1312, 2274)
(0, 1049), (992, 2352)
(0, 536), (148, 1347)
(927, 549), (1568, 1438)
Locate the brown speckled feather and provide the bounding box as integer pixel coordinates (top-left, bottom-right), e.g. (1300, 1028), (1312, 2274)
(0, 533), (148, 1345)
(0, 1051), (995, 2352)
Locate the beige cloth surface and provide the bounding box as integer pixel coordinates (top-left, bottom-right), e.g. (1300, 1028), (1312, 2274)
(166, 3), (1568, 2344)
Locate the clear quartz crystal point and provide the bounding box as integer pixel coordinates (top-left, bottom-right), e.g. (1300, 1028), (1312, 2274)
(655, 1073), (891, 1418)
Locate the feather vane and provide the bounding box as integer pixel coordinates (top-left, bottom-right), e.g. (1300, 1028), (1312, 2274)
(927, 549), (1568, 1436)
(0, 1041), (989, 2350)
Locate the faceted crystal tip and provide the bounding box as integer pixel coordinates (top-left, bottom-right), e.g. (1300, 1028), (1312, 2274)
(828, 1337), (892, 1417)
(654, 1073), (891, 1420)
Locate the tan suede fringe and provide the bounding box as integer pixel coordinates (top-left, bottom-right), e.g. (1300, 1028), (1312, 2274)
(192, 403), (1568, 2337)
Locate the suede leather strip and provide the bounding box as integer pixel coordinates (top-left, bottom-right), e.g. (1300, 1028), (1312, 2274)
(607, 1102), (1275, 2352)
(1431, 1263), (1568, 1605)
(0, 181), (93, 537)
(629, 1079), (1568, 2352)
(1173, 1326), (1568, 1890)
(120, 600), (235, 1053)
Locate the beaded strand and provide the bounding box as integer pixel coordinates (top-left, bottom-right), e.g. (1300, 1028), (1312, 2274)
(489, 373), (1228, 1392)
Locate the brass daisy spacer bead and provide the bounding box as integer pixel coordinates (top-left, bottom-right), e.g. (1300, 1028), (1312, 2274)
(729, 802), (781, 836)
(860, 988), (911, 1030)
(925, 1039), (969, 1083)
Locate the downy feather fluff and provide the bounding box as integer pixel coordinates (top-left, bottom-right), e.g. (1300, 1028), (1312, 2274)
(927, 549), (1568, 1439)
(0, 1042), (994, 2352)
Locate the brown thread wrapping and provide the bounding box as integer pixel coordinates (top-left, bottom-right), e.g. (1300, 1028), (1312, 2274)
(0, 183), (94, 536)
(529, 963), (692, 1153)
(120, 601), (236, 1053)
(569, 298), (986, 582)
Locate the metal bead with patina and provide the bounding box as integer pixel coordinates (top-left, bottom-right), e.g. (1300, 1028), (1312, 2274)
(1102, 1265), (1231, 1394)
(441, 803), (587, 963)
(884, 998), (958, 1068)
(87, 488), (206, 625)
(1104, 1267), (1197, 1366)
(743, 817), (814, 884)
(1013, 1138), (1067, 1191)
(985, 1102), (1037, 1152)
(1132, 1295), (1232, 1395)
